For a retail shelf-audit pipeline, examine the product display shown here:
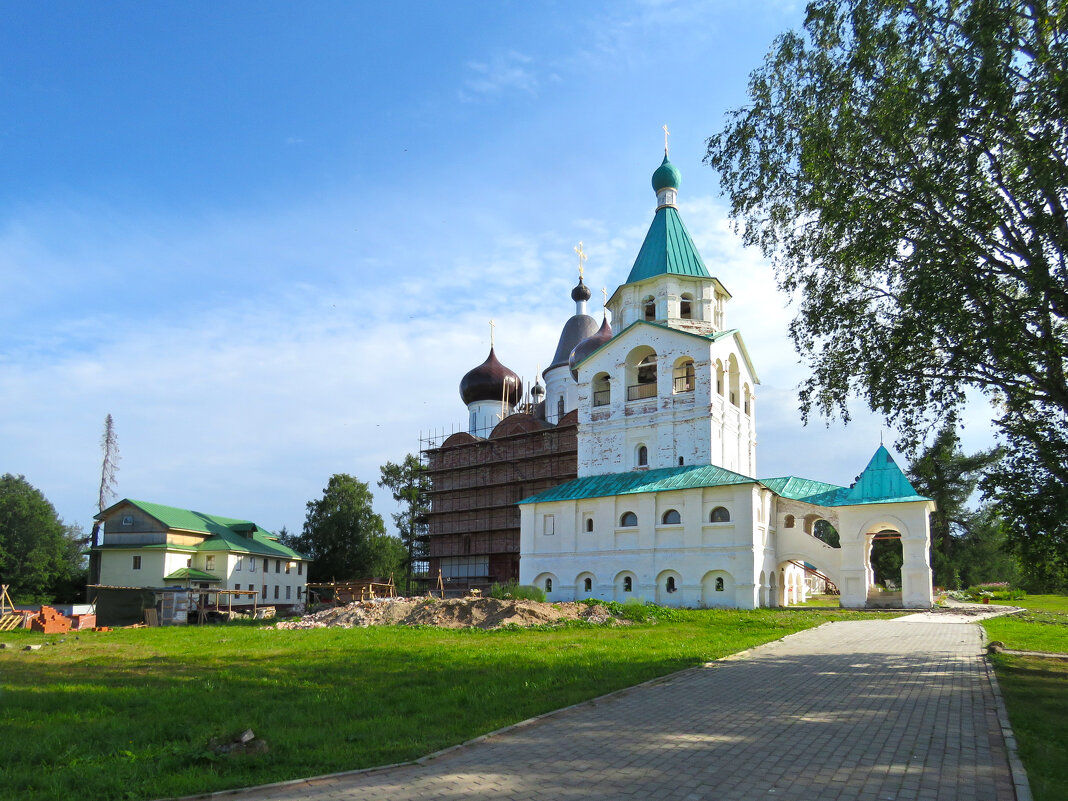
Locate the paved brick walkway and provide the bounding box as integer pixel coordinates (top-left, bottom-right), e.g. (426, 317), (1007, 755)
(209, 617), (1020, 801)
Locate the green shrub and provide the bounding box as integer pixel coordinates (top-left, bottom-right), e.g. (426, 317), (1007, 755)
(488, 581), (546, 602)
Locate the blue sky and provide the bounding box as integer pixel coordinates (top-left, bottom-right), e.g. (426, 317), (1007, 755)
(1, 1), (995, 536)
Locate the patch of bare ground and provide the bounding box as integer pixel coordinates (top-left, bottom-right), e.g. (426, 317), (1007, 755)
(274, 597), (618, 630)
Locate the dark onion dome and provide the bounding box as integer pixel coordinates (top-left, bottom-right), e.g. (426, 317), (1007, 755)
(569, 315), (613, 381)
(459, 346), (523, 405)
(531, 379), (545, 399)
(652, 153), (681, 192)
(547, 313), (599, 372)
(571, 275), (592, 302)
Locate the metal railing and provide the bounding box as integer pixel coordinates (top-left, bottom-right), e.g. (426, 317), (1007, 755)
(627, 382), (657, 401)
(593, 389), (610, 406)
(673, 376), (694, 393)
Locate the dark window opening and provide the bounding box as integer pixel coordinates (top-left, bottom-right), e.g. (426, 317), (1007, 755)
(637, 446), (648, 466)
(710, 506), (731, 523)
(623, 576), (633, 592)
(545, 577), (553, 592)
(620, 512), (638, 527)
(584, 577), (592, 592)
(715, 577), (725, 592)
(666, 576), (677, 593)
(662, 509), (681, 525)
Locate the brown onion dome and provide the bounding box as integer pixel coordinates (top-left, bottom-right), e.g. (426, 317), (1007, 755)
(460, 346), (523, 405)
(571, 276), (592, 302)
(569, 315), (613, 381)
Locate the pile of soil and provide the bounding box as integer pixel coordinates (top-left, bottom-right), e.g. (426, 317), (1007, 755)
(274, 597), (618, 631)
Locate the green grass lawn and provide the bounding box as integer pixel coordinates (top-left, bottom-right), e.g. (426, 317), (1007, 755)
(989, 654), (1068, 801)
(0, 608), (888, 801)
(991, 593), (1068, 613)
(983, 595), (1068, 801)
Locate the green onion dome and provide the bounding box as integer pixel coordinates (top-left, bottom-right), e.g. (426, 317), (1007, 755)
(651, 154), (681, 193)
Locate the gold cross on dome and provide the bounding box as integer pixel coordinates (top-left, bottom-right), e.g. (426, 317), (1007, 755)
(663, 124), (670, 155)
(602, 286), (608, 306)
(574, 241), (587, 278)
(489, 318), (495, 347)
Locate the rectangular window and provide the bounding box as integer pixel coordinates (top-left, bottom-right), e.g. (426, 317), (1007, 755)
(274, 585), (279, 599)
(543, 514), (555, 536)
(285, 562), (291, 574)
(261, 584), (267, 600)
(297, 586), (302, 599)
(285, 585), (291, 600)
(132, 555), (142, 570)
(438, 556), (489, 579)
(297, 562), (303, 576)
(263, 558), (268, 572)
(249, 556), (256, 572)
(275, 560), (281, 574)
(234, 583), (240, 591)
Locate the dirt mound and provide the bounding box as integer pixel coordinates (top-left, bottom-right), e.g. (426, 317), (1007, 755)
(274, 597), (618, 631)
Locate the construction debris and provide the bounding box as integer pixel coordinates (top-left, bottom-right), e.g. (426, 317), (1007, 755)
(29, 606), (72, 634)
(275, 596), (619, 631)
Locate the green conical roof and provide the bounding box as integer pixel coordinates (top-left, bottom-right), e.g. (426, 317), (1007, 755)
(841, 446), (928, 505)
(652, 153), (681, 192)
(624, 205), (711, 284)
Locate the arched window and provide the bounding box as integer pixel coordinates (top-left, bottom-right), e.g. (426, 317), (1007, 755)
(710, 506), (731, 523)
(620, 512), (638, 527)
(592, 372), (611, 407)
(585, 517), (594, 533)
(666, 576), (677, 593)
(545, 577), (552, 592)
(623, 576), (633, 592)
(637, 445), (648, 467)
(784, 514), (795, 528)
(643, 295), (656, 320)
(662, 509), (681, 525)
(584, 577), (592, 592)
(637, 354), (657, 385)
(715, 577), (725, 592)
(628, 348), (658, 401)
(673, 358), (695, 393)
(557, 396), (565, 419)
(680, 293), (693, 319)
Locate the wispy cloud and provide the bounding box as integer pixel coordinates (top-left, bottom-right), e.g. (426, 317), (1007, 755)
(459, 50), (539, 102)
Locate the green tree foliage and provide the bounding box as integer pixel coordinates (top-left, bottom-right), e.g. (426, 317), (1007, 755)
(0, 474), (86, 602)
(378, 454), (430, 593)
(706, 0), (1068, 581)
(907, 424), (1002, 587)
(293, 474), (404, 583)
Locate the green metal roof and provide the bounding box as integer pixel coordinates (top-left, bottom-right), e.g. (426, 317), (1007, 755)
(760, 446), (929, 507)
(522, 447), (929, 509)
(624, 206), (711, 284)
(838, 446), (929, 505)
(98, 499), (308, 560)
(163, 567), (221, 582)
(519, 463), (756, 504)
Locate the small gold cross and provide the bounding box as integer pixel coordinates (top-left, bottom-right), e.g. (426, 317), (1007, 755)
(489, 318), (495, 347)
(574, 241), (587, 279)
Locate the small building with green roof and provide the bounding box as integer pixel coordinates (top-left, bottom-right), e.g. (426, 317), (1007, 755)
(93, 499), (309, 610)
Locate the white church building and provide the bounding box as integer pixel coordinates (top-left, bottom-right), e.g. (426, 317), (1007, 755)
(512, 149), (935, 610)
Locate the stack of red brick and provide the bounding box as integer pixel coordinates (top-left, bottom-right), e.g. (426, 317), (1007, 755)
(29, 606), (72, 634)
